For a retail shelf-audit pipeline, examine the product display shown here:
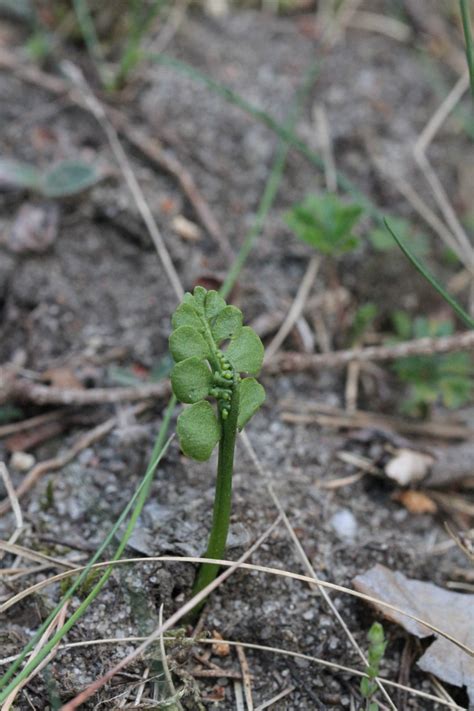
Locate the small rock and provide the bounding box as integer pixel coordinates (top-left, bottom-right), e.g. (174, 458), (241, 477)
(330, 509), (358, 541)
(5, 202), (59, 254)
(10, 451), (35, 471)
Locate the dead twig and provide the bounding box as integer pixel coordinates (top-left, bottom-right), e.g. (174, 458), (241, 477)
(0, 463), (23, 558)
(236, 645), (253, 711)
(59, 518), (283, 710)
(0, 403), (151, 514)
(281, 404), (474, 441)
(0, 410), (64, 439)
(266, 331), (474, 374)
(0, 366), (170, 406)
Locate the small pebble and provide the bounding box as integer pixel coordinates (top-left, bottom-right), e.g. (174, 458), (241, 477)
(330, 509), (358, 541)
(10, 451), (35, 471)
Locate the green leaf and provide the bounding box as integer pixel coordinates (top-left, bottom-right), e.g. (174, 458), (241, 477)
(0, 158), (41, 191)
(171, 357), (213, 403)
(391, 311), (412, 340)
(211, 305), (243, 343)
(237, 378), (265, 430)
(368, 218), (429, 257)
(350, 303), (377, 345)
(385, 218), (474, 330)
(177, 401), (221, 461)
(360, 677), (371, 698)
(169, 325), (210, 362)
(41, 160), (101, 198)
(171, 303), (203, 331)
(226, 327), (264, 375)
(204, 290), (226, 319)
(192, 285), (207, 310)
(286, 193), (363, 255)
(367, 622), (385, 645)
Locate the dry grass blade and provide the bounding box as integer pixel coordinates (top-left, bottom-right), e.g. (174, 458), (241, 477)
(413, 70), (474, 269)
(234, 680), (246, 711)
(59, 518), (282, 709)
(6, 554), (469, 656)
(348, 10), (411, 41)
(240, 432), (398, 711)
(0, 464), (23, 555)
(254, 685), (296, 711)
(0, 540), (78, 570)
(236, 645), (253, 710)
(3, 603), (69, 710)
(444, 523), (474, 562)
(158, 603), (183, 710)
(416, 71), (470, 155)
(1, 636), (464, 709)
(264, 256), (320, 362)
(61, 61), (184, 302)
(314, 103), (337, 192)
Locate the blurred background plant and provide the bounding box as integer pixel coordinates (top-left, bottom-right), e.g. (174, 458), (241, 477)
(390, 312), (473, 416)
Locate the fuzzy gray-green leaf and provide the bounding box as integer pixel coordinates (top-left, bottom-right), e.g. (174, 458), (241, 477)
(41, 160), (101, 198)
(226, 326), (264, 375)
(177, 401), (221, 461)
(211, 305), (243, 343)
(171, 357), (212, 403)
(169, 325), (210, 362)
(238, 377), (265, 430)
(171, 303), (203, 331)
(0, 158), (41, 191)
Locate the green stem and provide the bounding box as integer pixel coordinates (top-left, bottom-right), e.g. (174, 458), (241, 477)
(460, 0), (474, 102)
(189, 374), (240, 615)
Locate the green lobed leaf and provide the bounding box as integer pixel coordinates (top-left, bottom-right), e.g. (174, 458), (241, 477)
(204, 290), (226, 319)
(226, 326), (264, 375)
(171, 302), (203, 332)
(211, 305), (243, 343)
(41, 160), (101, 198)
(237, 377), (265, 430)
(285, 193), (363, 255)
(169, 325), (210, 362)
(176, 401), (221, 461)
(192, 285), (207, 310)
(171, 357), (213, 404)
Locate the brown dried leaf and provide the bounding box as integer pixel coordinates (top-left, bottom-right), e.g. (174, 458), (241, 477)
(392, 489), (438, 514)
(353, 564), (474, 701)
(41, 367), (83, 389)
(211, 630), (230, 658)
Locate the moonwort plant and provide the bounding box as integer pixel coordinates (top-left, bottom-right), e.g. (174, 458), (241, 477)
(169, 286), (265, 608)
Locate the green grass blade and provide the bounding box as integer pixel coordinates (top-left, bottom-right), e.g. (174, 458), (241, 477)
(147, 53), (385, 226)
(220, 61), (319, 299)
(0, 396), (176, 701)
(460, 0), (474, 101)
(385, 218), (474, 329)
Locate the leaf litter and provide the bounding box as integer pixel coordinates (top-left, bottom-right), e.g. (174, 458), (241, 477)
(353, 564), (474, 702)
